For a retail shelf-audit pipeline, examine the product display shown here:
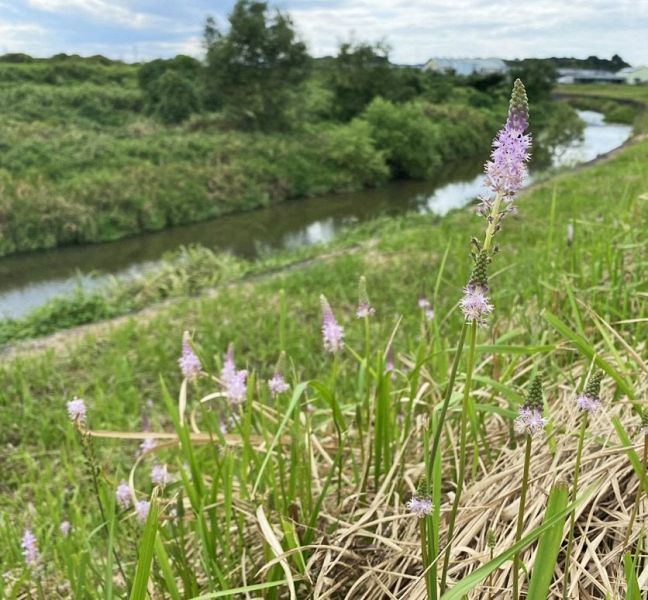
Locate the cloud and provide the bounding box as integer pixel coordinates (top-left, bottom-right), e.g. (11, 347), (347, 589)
(27, 0), (161, 29)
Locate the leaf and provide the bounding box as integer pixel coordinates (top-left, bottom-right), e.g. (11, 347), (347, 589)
(526, 481), (569, 600)
(542, 310), (635, 399)
(129, 494), (159, 600)
(253, 382), (309, 495)
(440, 482), (597, 600)
(623, 552), (641, 600)
(189, 580), (290, 599)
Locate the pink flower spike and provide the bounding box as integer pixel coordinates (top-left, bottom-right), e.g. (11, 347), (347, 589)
(514, 406), (548, 437)
(116, 481), (132, 509)
(406, 496), (433, 518)
(268, 373), (290, 397)
(178, 331), (202, 380)
(320, 295), (344, 353)
(21, 528), (39, 566)
(67, 397), (87, 425)
(59, 521), (71, 537)
(135, 500), (150, 524)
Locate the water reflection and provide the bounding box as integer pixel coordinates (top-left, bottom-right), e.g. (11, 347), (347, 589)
(0, 111), (632, 318)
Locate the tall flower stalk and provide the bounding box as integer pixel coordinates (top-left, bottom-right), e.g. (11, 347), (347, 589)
(562, 370), (603, 599)
(436, 79), (531, 594)
(512, 375), (547, 600)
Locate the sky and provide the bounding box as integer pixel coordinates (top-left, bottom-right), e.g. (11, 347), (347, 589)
(0, 0), (646, 66)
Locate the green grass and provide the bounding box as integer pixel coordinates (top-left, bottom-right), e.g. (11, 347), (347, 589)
(1, 101), (646, 597)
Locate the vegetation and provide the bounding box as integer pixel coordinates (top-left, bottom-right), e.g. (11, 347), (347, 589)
(1, 79), (646, 599)
(0, 0), (583, 259)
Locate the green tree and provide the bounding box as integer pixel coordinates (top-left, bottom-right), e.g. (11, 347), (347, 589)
(329, 41), (394, 120)
(203, 1), (310, 130)
(154, 70), (200, 124)
(509, 60), (556, 102)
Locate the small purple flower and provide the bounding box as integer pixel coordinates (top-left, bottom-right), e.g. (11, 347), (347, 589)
(576, 394), (602, 415)
(66, 397), (87, 425)
(425, 308), (435, 322)
(459, 285), (493, 325)
(151, 464), (171, 486)
(356, 303), (375, 319)
(178, 331), (202, 380)
(21, 528), (39, 566)
(514, 406), (548, 437)
(116, 481), (132, 510)
(59, 521), (71, 537)
(268, 373), (290, 397)
(320, 295), (344, 353)
(139, 437), (156, 455)
(418, 297), (431, 309)
(135, 500), (150, 524)
(220, 345), (248, 404)
(406, 496), (433, 518)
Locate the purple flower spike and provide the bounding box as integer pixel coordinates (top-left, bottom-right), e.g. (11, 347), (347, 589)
(116, 481), (132, 510)
(178, 331), (202, 380)
(220, 344), (248, 404)
(514, 406), (548, 437)
(484, 80), (532, 201)
(320, 295), (344, 353)
(418, 297), (431, 309)
(139, 437), (156, 455)
(59, 521), (71, 537)
(268, 373), (290, 397)
(67, 397), (87, 425)
(151, 464), (171, 486)
(406, 495), (433, 518)
(459, 285), (493, 326)
(576, 394), (602, 415)
(21, 528), (39, 566)
(135, 500), (150, 524)
(356, 276), (375, 318)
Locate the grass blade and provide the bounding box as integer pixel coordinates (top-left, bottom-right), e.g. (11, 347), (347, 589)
(129, 493), (159, 600)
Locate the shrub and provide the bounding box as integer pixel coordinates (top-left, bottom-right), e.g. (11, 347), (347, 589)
(154, 71), (201, 124)
(361, 98), (443, 178)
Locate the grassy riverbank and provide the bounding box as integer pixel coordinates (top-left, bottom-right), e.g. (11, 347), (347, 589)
(0, 52), (587, 258)
(1, 85), (647, 596)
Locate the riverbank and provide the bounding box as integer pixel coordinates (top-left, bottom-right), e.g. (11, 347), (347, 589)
(1, 85), (646, 597)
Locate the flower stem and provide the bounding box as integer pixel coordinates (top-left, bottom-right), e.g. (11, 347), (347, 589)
(420, 518), (436, 600)
(427, 320), (469, 482)
(483, 192), (503, 253)
(562, 414), (588, 600)
(623, 433), (648, 548)
(513, 434), (532, 600)
(440, 319), (478, 593)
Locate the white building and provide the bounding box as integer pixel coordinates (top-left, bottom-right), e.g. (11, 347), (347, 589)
(557, 68), (625, 84)
(423, 58), (508, 76)
(618, 66), (648, 85)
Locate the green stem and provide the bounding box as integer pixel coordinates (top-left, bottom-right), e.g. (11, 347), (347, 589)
(513, 434), (532, 600)
(420, 518), (436, 600)
(562, 414), (588, 600)
(623, 434), (648, 548)
(440, 319), (478, 592)
(483, 192), (503, 253)
(427, 320), (469, 483)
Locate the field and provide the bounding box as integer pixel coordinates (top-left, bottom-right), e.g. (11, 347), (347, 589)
(1, 81), (647, 598)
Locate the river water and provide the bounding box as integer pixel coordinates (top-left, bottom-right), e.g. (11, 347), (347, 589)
(0, 110), (632, 319)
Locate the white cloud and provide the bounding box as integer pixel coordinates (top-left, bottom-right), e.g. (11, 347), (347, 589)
(27, 0), (160, 29)
(288, 0), (648, 65)
(0, 20), (53, 54)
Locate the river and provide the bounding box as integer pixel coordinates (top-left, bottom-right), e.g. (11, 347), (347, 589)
(0, 110), (632, 319)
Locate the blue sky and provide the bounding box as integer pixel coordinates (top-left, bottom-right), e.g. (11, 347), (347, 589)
(0, 1), (646, 65)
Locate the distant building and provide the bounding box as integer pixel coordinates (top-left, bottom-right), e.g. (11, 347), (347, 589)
(423, 58), (508, 76)
(557, 68), (625, 84)
(618, 66), (648, 85)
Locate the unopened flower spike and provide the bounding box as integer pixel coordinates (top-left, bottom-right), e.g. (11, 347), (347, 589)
(356, 275), (375, 318)
(576, 370), (604, 415)
(514, 374), (548, 436)
(320, 294), (344, 353)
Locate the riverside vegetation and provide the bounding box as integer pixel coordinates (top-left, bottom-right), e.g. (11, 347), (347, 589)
(1, 76), (647, 599)
(0, 0), (583, 258)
